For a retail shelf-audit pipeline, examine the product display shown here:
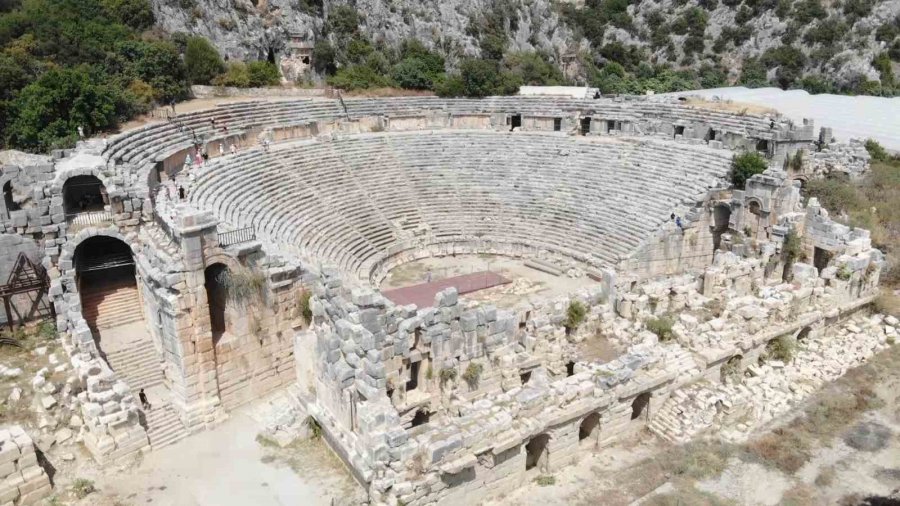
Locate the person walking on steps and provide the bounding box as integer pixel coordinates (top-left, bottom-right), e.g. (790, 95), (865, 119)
(139, 388), (152, 410)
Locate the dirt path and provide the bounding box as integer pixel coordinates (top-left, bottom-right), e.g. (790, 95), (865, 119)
(81, 408), (361, 506)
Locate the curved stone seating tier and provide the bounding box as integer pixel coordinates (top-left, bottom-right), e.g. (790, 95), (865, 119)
(189, 131), (731, 282)
(104, 96), (773, 178)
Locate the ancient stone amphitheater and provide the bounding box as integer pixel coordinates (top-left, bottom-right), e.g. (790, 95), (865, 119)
(0, 94), (889, 505)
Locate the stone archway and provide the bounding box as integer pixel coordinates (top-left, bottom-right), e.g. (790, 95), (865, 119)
(525, 433), (550, 471)
(579, 412), (601, 444)
(73, 235), (164, 392)
(631, 392), (651, 421)
(63, 175), (107, 215)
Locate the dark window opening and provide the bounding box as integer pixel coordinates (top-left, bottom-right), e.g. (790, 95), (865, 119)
(797, 326), (811, 342)
(553, 118), (562, 131)
(406, 360), (420, 391)
(580, 117), (591, 135)
(510, 114), (522, 131)
(520, 370), (532, 385)
(813, 247), (832, 273)
(674, 125), (685, 138)
(204, 263), (229, 346)
(266, 48), (277, 64)
(301, 56), (310, 65)
(756, 139), (769, 153)
(63, 175), (107, 215)
(566, 361), (576, 377)
(3, 181), (19, 218)
(411, 409), (430, 427)
(704, 128), (716, 142)
(606, 120), (616, 133)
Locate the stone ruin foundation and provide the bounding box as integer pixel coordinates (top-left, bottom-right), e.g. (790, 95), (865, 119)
(0, 94), (889, 503)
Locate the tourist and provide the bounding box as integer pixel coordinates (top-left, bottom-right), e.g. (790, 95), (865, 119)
(170, 99), (176, 114)
(77, 125), (84, 139)
(211, 118), (217, 129)
(178, 186), (186, 200)
(195, 151), (203, 165)
(139, 388), (151, 410)
(675, 216), (684, 231)
(263, 138), (271, 152)
(202, 150), (209, 162)
(425, 270), (432, 283)
(185, 153), (193, 167)
(219, 142), (225, 156)
(229, 143), (237, 155)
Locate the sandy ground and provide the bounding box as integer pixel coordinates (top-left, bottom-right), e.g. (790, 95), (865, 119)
(77, 407), (362, 506)
(379, 254), (599, 308)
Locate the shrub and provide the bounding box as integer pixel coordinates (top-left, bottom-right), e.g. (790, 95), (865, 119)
(71, 478), (96, 499)
(439, 367), (457, 387)
(534, 475), (556, 486)
(782, 229), (803, 264)
(391, 57), (440, 90)
(766, 335), (796, 362)
(305, 415), (322, 438)
(212, 62), (251, 87)
(246, 61), (280, 87)
(747, 427), (812, 473)
(865, 138), (889, 162)
(298, 291), (312, 324)
(836, 264), (853, 280)
(101, 0), (154, 30)
(646, 316), (675, 341)
(184, 36), (225, 85)
(216, 267), (267, 305)
(38, 320), (56, 340)
(312, 40), (337, 75)
(328, 64), (393, 90)
(565, 300), (588, 330)
(462, 362), (483, 389)
(731, 151), (768, 189)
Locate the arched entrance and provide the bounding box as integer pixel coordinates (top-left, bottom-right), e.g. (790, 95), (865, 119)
(712, 204), (731, 252)
(579, 412), (601, 443)
(63, 175), (107, 215)
(74, 236), (142, 332)
(525, 433), (550, 471)
(631, 392), (651, 421)
(3, 181), (19, 218)
(204, 263), (229, 346)
(74, 236), (163, 393)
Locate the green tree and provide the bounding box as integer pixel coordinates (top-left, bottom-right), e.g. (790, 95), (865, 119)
(731, 151), (768, 189)
(502, 52), (565, 86)
(211, 62), (250, 87)
(101, 0), (154, 30)
(458, 58), (505, 97)
(113, 40), (189, 101)
(327, 64), (393, 90)
(6, 65), (132, 151)
(312, 39), (336, 75)
(184, 36), (224, 85)
(391, 57), (438, 89)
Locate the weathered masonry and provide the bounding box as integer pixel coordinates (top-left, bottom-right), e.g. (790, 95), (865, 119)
(0, 94), (886, 506)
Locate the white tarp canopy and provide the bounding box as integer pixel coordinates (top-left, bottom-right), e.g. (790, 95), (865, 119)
(661, 87), (900, 152)
(519, 86), (592, 99)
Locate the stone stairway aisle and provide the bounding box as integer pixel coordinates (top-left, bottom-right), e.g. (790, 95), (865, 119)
(145, 401), (189, 450)
(104, 339), (164, 391)
(82, 282), (143, 330)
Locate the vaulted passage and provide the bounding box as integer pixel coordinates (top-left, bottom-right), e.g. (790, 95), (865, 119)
(579, 412), (600, 442)
(631, 392), (651, 421)
(63, 175), (107, 215)
(75, 236), (141, 332)
(525, 433), (549, 471)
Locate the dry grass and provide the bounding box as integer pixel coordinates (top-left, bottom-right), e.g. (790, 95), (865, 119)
(682, 97), (778, 117)
(746, 428), (813, 474)
(341, 87), (435, 98)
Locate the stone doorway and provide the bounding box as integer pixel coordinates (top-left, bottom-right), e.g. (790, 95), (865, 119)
(631, 392), (651, 421)
(525, 433), (549, 471)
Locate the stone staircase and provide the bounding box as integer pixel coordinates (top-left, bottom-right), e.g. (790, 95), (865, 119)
(82, 282), (144, 330)
(104, 339), (164, 390)
(144, 401), (188, 450)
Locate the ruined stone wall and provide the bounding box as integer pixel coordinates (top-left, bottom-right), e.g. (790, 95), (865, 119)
(0, 426), (53, 505)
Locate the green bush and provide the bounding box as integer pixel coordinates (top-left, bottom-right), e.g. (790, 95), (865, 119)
(766, 335), (796, 362)
(101, 0), (154, 30)
(439, 367), (457, 387)
(328, 64), (393, 90)
(185, 36), (225, 85)
(865, 139), (889, 162)
(298, 291), (312, 324)
(246, 61), (280, 87)
(462, 362), (483, 389)
(391, 57), (440, 90)
(212, 62), (251, 87)
(565, 300), (587, 330)
(71, 478), (96, 499)
(731, 151), (768, 190)
(646, 316), (675, 341)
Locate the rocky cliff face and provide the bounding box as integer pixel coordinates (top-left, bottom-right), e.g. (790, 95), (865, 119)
(151, 0), (900, 89)
(151, 0), (577, 63)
